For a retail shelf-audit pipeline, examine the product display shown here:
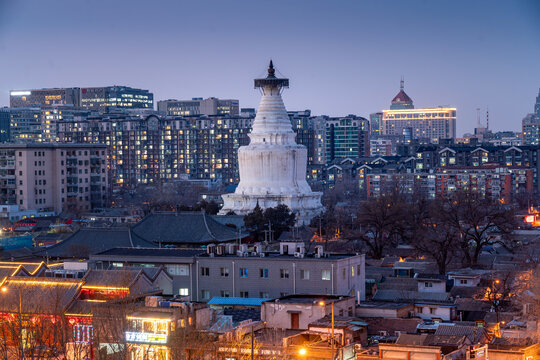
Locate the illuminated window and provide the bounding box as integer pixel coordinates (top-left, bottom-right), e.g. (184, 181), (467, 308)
(322, 270), (331, 281)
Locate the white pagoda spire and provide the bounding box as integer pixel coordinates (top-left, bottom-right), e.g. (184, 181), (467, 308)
(219, 61), (323, 224)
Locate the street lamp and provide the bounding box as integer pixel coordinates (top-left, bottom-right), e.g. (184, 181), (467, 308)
(318, 300), (335, 360)
(298, 347), (307, 356)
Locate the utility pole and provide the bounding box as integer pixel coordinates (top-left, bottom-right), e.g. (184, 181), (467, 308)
(251, 324), (254, 360)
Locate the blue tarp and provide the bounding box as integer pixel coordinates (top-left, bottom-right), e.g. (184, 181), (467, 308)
(208, 297), (270, 306)
(0, 234), (32, 250)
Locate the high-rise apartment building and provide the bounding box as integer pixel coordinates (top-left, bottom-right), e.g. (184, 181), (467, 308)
(522, 89), (540, 145)
(40, 106), (92, 143)
(57, 113), (252, 189)
(325, 115), (370, 162)
(0, 144), (108, 214)
(10, 88), (81, 108)
(80, 86), (153, 111)
(369, 112), (383, 136)
(522, 113), (539, 145)
(157, 98), (239, 116)
(381, 82), (456, 142)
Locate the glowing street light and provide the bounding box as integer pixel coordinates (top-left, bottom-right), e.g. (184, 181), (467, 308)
(298, 347), (307, 356)
(318, 300), (335, 360)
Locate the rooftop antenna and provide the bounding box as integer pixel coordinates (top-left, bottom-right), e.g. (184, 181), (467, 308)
(400, 76), (404, 91)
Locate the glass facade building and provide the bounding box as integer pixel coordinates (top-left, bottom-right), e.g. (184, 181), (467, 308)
(80, 86), (153, 111)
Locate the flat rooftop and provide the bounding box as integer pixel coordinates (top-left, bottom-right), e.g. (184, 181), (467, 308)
(264, 294), (353, 305)
(93, 247), (361, 261)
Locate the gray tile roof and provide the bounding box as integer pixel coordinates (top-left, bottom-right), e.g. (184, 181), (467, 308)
(34, 228), (156, 259)
(434, 324), (487, 343)
(373, 289), (452, 303)
(94, 247), (205, 258)
(131, 212), (246, 245)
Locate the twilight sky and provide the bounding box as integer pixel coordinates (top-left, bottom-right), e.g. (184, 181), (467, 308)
(0, 0), (539, 135)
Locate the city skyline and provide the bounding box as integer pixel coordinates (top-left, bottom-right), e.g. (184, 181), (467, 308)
(1, 0), (539, 135)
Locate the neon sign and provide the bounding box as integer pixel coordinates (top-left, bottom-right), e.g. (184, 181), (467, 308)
(125, 332), (167, 344)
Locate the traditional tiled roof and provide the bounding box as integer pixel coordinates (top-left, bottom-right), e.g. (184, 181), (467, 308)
(131, 212), (246, 245)
(94, 247), (204, 258)
(362, 317), (422, 336)
(223, 308), (261, 323)
(82, 269), (145, 288)
(0, 277), (83, 314)
(33, 228), (156, 259)
(373, 289), (452, 303)
(434, 324), (487, 343)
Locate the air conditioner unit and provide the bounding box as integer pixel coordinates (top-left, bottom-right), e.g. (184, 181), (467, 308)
(216, 245), (225, 256)
(294, 252), (301, 257)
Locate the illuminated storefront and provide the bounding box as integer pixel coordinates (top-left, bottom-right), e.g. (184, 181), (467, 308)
(126, 315), (172, 360)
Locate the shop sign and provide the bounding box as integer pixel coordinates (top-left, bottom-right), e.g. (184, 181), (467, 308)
(125, 332), (167, 344)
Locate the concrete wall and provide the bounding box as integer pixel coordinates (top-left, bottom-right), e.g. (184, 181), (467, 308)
(415, 305), (453, 321)
(449, 276), (481, 287)
(418, 281), (446, 293)
(355, 304), (414, 319)
(261, 297), (355, 330)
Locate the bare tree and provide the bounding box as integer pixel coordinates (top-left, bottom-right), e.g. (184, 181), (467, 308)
(441, 191), (516, 267)
(354, 193), (408, 259)
(411, 199), (460, 274)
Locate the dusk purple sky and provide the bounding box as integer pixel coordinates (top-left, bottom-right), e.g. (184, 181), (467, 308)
(1, 0), (539, 135)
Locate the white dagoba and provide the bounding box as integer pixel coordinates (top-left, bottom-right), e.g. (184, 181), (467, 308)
(219, 61), (323, 224)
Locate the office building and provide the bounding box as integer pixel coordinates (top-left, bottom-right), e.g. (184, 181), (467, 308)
(0, 109), (10, 142)
(158, 97), (239, 116)
(80, 86), (153, 111)
(10, 88), (81, 108)
(382, 107), (456, 142)
(0, 143), (108, 214)
(390, 79), (414, 110)
(325, 115), (370, 162)
(90, 241), (366, 302)
(381, 82), (456, 141)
